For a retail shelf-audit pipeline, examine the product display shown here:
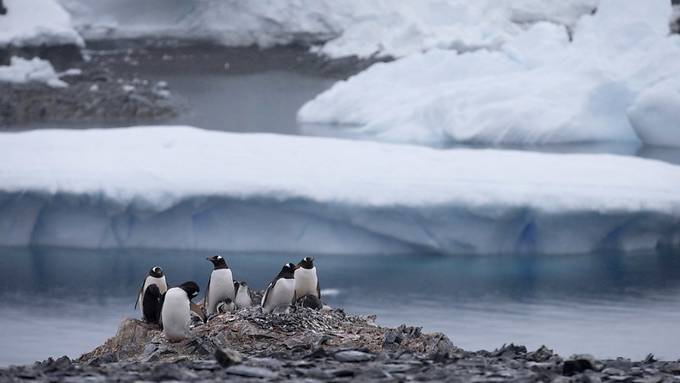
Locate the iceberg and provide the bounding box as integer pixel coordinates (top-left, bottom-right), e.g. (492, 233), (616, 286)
(57, 0), (595, 59)
(298, 0), (680, 148)
(0, 0), (83, 48)
(0, 126), (679, 255)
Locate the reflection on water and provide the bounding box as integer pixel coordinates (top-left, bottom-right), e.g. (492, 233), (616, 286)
(1, 247), (679, 366)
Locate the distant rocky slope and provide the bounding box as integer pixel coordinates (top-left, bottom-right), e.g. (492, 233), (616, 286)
(3, 307), (680, 382)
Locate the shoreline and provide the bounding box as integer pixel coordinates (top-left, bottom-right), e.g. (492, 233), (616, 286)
(2, 307), (678, 382)
(0, 40), (380, 128)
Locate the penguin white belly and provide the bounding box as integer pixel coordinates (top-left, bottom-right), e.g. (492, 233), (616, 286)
(138, 276), (167, 312)
(161, 288), (190, 342)
(207, 269), (234, 315)
(262, 279), (295, 313)
(234, 288), (252, 309)
(294, 267), (318, 298)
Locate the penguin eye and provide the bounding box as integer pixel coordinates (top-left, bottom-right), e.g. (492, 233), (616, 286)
(217, 256), (223, 260)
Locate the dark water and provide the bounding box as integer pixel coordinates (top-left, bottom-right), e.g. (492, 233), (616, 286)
(1, 246), (679, 366)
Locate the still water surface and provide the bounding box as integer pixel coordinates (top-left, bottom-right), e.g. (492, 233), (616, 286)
(1, 247), (678, 366)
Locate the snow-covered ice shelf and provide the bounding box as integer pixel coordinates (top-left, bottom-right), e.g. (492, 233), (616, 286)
(298, 0), (680, 148)
(0, 126), (678, 255)
(0, 0), (83, 48)
(57, 0), (595, 59)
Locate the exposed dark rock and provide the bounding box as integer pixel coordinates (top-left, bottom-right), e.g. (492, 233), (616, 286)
(563, 354), (599, 376)
(214, 347), (243, 367)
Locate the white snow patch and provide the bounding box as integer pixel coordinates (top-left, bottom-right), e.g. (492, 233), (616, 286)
(628, 77), (680, 148)
(0, 0), (83, 48)
(0, 126), (678, 254)
(298, 0), (680, 147)
(57, 0), (595, 59)
(0, 57), (67, 87)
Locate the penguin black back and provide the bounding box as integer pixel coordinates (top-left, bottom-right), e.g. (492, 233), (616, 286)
(142, 284), (163, 324)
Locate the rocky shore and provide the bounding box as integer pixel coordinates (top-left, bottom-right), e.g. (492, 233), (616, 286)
(0, 41), (381, 128)
(2, 306), (679, 382)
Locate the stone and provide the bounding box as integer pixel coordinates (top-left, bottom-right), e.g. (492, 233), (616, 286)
(214, 348), (243, 367)
(334, 350), (375, 362)
(563, 355), (598, 376)
(225, 365), (278, 379)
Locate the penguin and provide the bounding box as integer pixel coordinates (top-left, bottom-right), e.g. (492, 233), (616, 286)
(234, 281), (253, 309)
(261, 263), (296, 314)
(135, 266), (167, 323)
(204, 255), (235, 317)
(161, 281), (200, 342)
(216, 298), (236, 314)
(294, 257), (320, 299)
(0, 1), (6, 15)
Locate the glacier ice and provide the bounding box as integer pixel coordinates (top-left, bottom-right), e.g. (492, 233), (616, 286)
(0, 0), (83, 48)
(57, 0), (596, 59)
(0, 126), (678, 255)
(298, 0), (680, 148)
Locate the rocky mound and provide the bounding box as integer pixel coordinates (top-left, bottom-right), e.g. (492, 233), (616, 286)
(2, 307), (680, 382)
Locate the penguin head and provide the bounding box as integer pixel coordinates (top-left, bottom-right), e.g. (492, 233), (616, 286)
(298, 257), (315, 269)
(179, 281), (200, 300)
(207, 255), (228, 270)
(149, 266), (164, 278)
(279, 263), (296, 279)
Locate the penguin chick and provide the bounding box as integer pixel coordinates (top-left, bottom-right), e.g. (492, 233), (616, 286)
(261, 263), (296, 314)
(216, 298), (236, 314)
(234, 281), (253, 309)
(204, 255), (235, 317)
(161, 281), (199, 342)
(136, 266), (167, 322)
(296, 294), (323, 310)
(294, 257), (320, 299)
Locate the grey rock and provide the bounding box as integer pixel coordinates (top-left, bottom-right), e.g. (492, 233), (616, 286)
(225, 365), (278, 379)
(214, 347), (243, 367)
(334, 350), (375, 362)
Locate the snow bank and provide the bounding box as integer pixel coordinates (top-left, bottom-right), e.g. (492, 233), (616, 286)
(57, 0), (595, 59)
(298, 0), (680, 147)
(628, 78), (680, 148)
(1, 126), (679, 255)
(0, 0), (83, 48)
(0, 57), (66, 87)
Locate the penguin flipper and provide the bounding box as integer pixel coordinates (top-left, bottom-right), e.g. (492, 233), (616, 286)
(135, 275), (147, 310)
(261, 280), (276, 309)
(204, 274), (211, 314)
(317, 280), (321, 299)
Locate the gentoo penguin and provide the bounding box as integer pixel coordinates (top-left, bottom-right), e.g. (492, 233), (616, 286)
(294, 257), (320, 299)
(135, 266), (167, 323)
(216, 298), (236, 314)
(204, 255), (235, 317)
(234, 281), (253, 309)
(161, 281), (200, 342)
(261, 263), (296, 313)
